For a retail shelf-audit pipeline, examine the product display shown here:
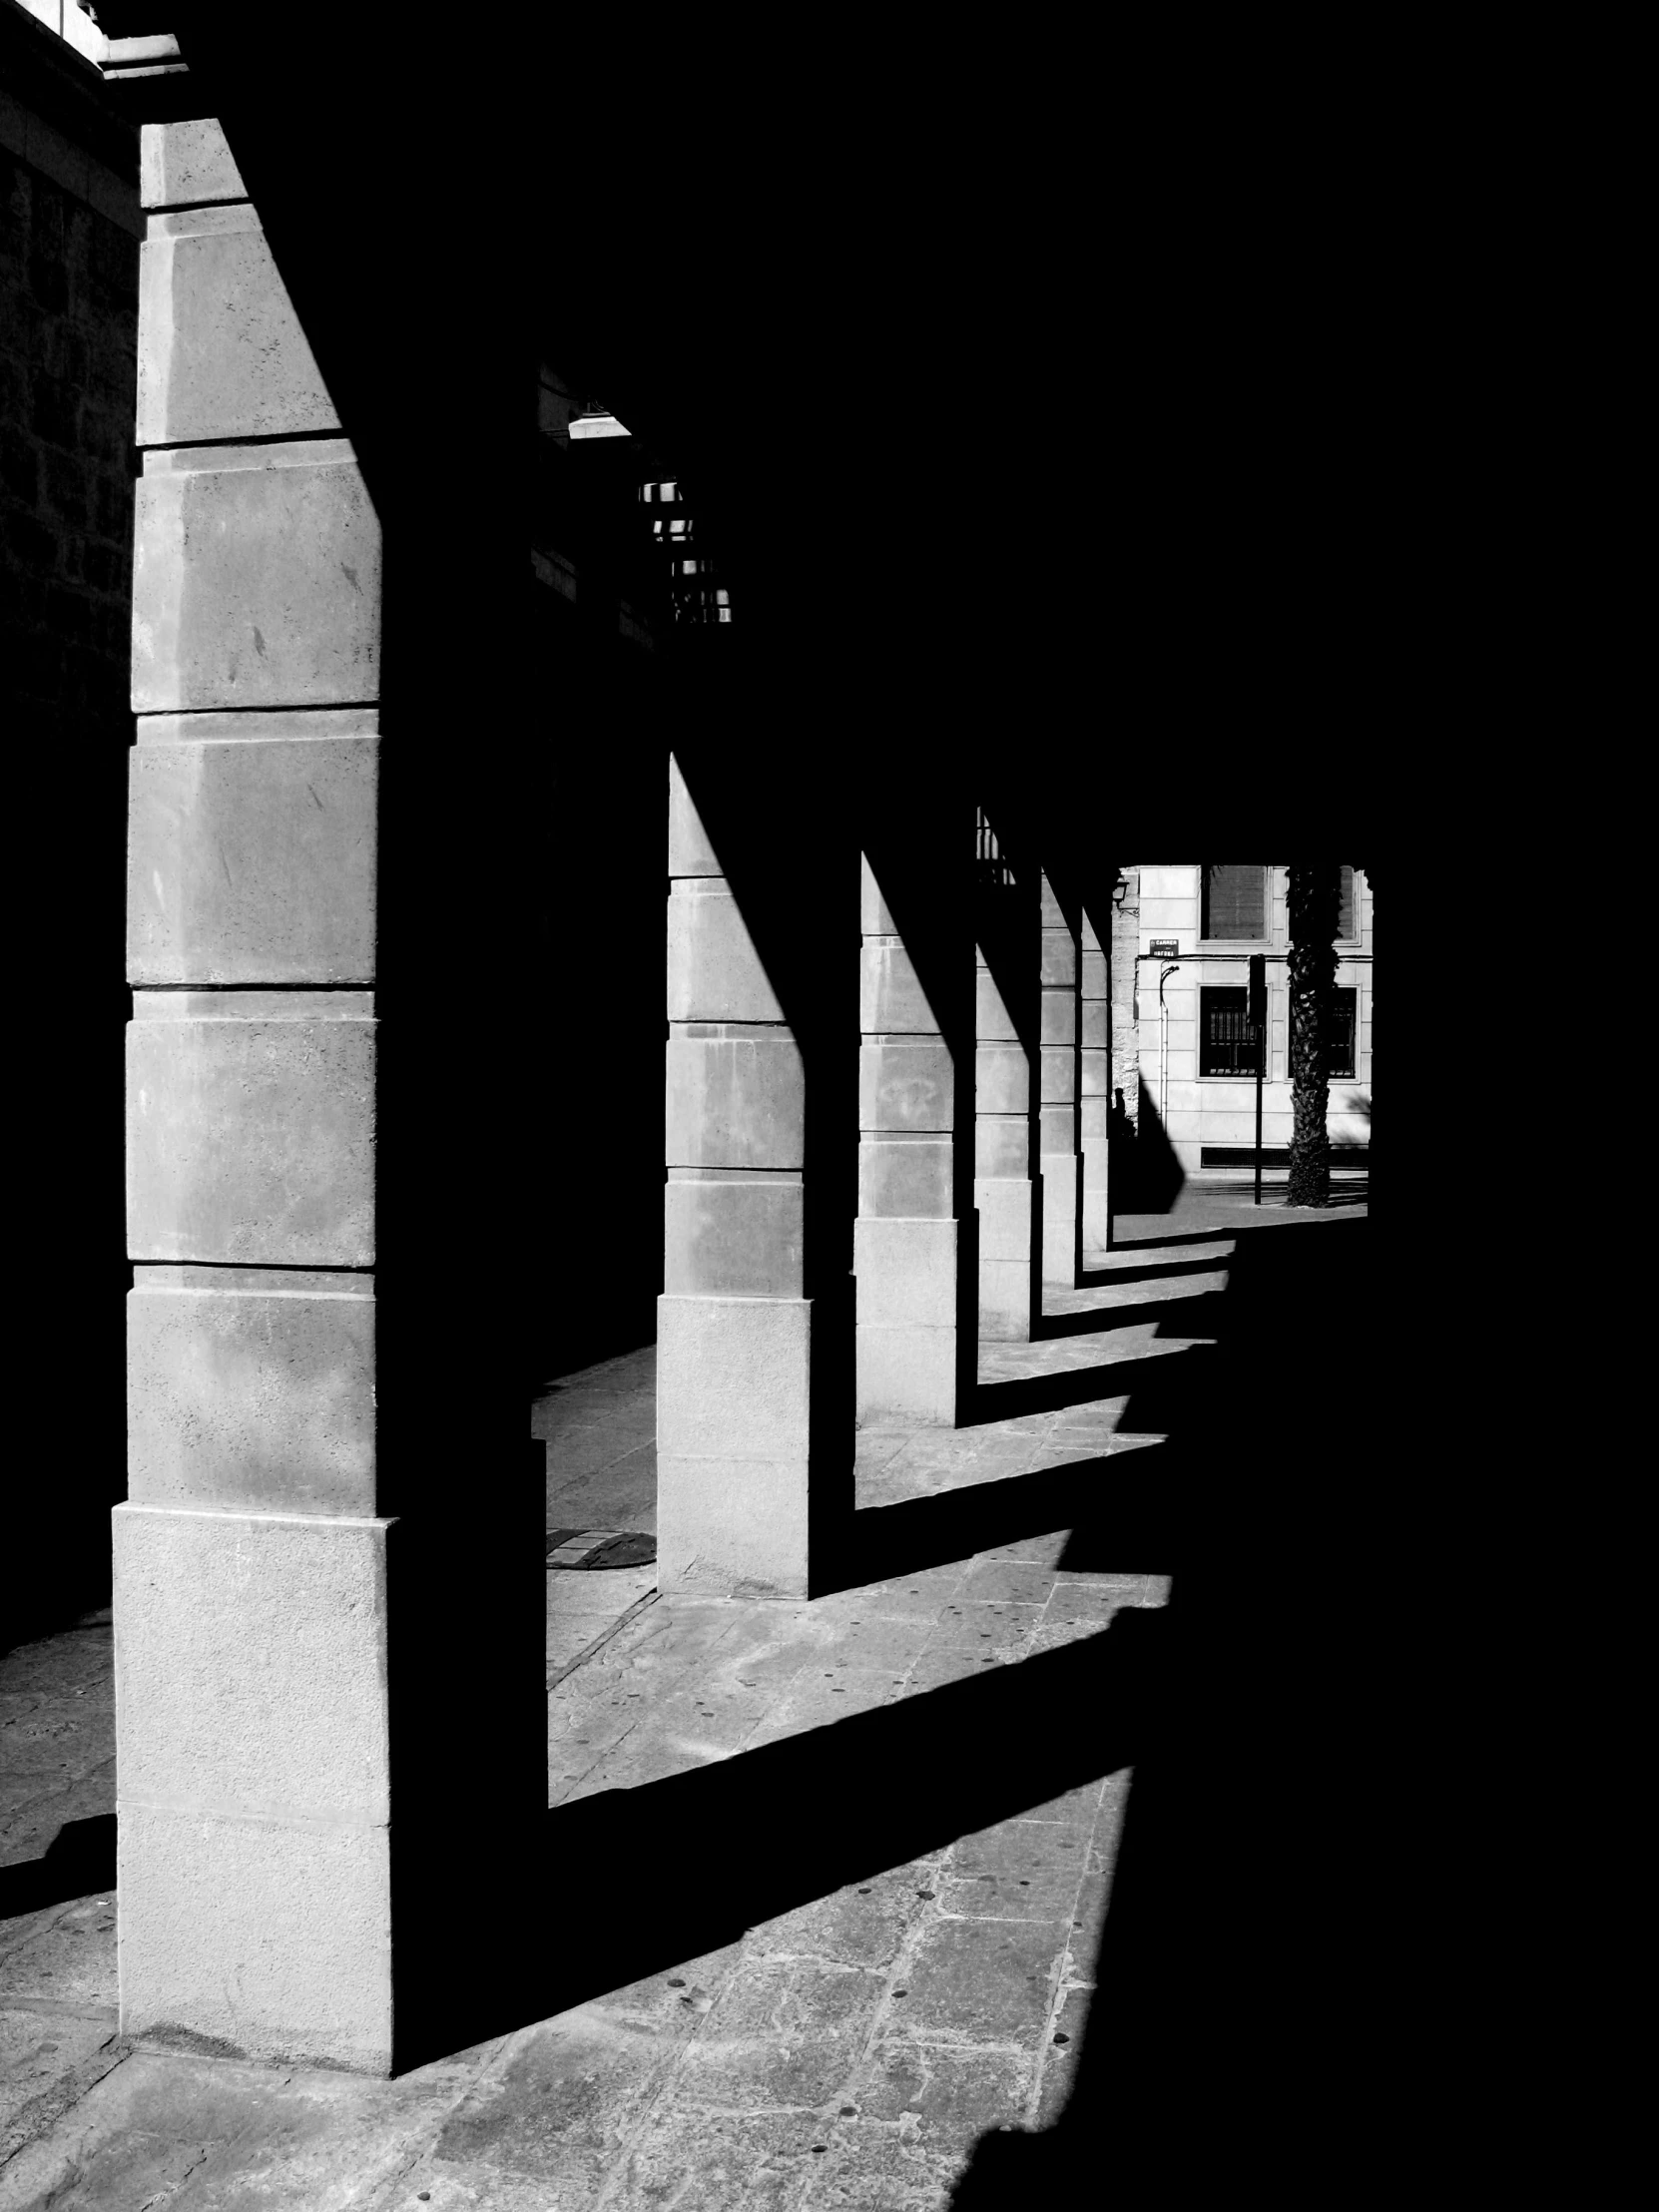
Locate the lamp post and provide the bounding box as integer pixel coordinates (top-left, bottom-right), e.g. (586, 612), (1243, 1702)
(1249, 951), (1266, 1205)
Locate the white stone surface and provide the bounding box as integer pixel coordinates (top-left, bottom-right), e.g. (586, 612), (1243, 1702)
(113, 1505), (391, 1826)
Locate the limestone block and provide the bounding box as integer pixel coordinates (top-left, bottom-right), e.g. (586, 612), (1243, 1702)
(666, 890), (784, 1022)
(1080, 1096), (1108, 1141)
(138, 707), (378, 741)
(1081, 1000), (1109, 1049)
(1040, 1048), (1076, 1104)
(975, 1043), (1028, 1115)
(127, 994), (375, 1266)
(132, 443), (380, 713)
(667, 759), (723, 876)
(858, 1040), (952, 1132)
(663, 1178), (803, 1298)
(975, 1177), (1037, 1264)
(974, 1116), (1029, 1178)
(858, 856), (896, 935)
(114, 1504), (390, 1825)
(1043, 1159), (1083, 1283)
(1040, 879), (1065, 929)
(665, 1033), (804, 1169)
(1040, 932), (1077, 986)
(853, 1216), (957, 1328)
(1081, 949), (1108, 997)
(858, 943), (938, 1035)
(656, 1452), (810, 1599)
(138, 209), (340, 445)
(1080, 1143), (1110, 1253)
(1195, 1109), (1260, 1143)
(141, 118), (247, 210)
(975, 969), (1017, 1041)
(1139, 865), (1196, 904)
(856, 1324), (956, 1427)
(119, 1801), (391, 2072)
(1040, 992), (1077, 1046)
(127, 1267), (375, 1515)
(1193, 1080), (1255, 1112)
(657, 1294), (811, 1460)
(978, 1260), (1032, 1343)
(127, 738), (377, 985)
(858, 1136), (952, 1219)
(1039, 1106), (1075, 1155)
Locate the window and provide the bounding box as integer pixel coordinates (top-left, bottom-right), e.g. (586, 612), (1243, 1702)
(1201, 864), (1268, 939)
(1290, 986), (1357, 1080)
(1199, 987), (1261, 1076)
(1338, 865), (1356, 939)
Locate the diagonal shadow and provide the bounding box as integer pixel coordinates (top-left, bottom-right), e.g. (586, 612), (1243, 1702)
(1078, 1253), (1237, 1289)
(951, 1208), (1380, 2198)
(963, 1344), (1220, 1425)
(1100, 1227), (1246, 1253)
(1034, 1291), (1227, 1342)
(0, 1814), (116, 1922)
(820, 1453), (1189, 1595)
(393, 1607), (1173, 2070)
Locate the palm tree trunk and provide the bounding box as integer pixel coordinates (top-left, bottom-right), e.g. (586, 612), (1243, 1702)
(1287, 867), (1341, 1208)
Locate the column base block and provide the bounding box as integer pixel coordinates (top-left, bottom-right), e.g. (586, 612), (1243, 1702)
(1081, 1138), (1109, 1262)
(118, 1801), (392, 2073)
(1041, 1152), (1079, 1286)
(978, 1260), (1033, 1343)
(856, 1323), (957, 1426)
(656, 1454), (810, 1597)
(657, 1295), (813, 1595)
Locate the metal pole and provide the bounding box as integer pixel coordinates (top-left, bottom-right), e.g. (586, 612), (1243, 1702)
(1254, 1015), (1264, 1205)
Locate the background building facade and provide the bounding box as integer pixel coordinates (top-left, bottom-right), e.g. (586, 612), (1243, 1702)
(1128, 863), (1373, 1177)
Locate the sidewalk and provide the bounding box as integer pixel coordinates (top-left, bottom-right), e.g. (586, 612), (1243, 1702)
(0, 1188), (1363, 2207)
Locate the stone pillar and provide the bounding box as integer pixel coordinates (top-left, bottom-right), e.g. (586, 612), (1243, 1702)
(116, 98), (540, 2074)
(855, 854), (960, 1424)
(659, 760), (815, 1595)
(974, 830), (1038, 1341)
(1080, 902), (1110, 1264)
(1038, 870), (1081, 1289)
(1110, 865), (1142, 1220)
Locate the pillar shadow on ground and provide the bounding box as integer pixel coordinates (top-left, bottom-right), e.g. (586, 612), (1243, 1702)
(962, 1343), (1225, 1425)
(1110, 1087), (1186, 1225)
(0, 1815), (116, 1920)
(1032, 1289), (1228, 1343)
(392, 1607), (1172, 2073)
(950, 1210), (1384, 2200)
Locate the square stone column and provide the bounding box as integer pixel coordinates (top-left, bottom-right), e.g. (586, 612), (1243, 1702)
(1110, 866), (1143, 1217)
(659, 759), (823, 1596)
(116, 102), (541, 2075)
(974, 815), (1038, 1343)
(1039, 870), (1081, 1289)
(855, 855), (961, 1424)
(1080, 903), (1110, 1263)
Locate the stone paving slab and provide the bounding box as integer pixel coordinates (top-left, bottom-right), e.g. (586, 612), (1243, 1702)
(2, 1574), (1159, 2205)
(2, 1188), (1285, 2206)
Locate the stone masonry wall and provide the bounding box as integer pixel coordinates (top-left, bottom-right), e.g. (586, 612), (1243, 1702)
(0, 12), (140, 1635)
(1, 29), (139, 743)
(1110, 863), (1140, 1135)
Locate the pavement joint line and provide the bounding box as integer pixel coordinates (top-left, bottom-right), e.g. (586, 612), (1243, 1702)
(545, 1588), (661, 1692)
(0, 1996), (120, 2022)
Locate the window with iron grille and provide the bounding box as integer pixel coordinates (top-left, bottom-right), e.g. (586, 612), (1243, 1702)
(975, 807), (1015, 887)
(1201, 864), (1268, 939)
(1199, 987), (1261, 1076)
(1290, 985), (1358, 1079)
(1337, 865), (1356, 939)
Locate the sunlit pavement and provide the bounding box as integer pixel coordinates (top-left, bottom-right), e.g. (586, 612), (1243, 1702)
(0, 1184), (1365, 2206)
